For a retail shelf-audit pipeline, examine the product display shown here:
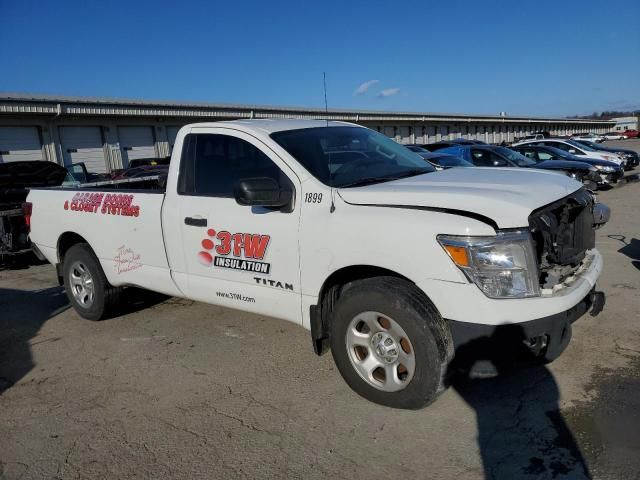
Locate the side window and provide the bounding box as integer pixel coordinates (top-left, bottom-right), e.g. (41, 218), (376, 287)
(537, 151), (553, 160)
(470, 149), (492, 166)
(546, 142), (569, 152)
(178, 134), (289, 197)
(521, 149), (538, 160)
(471, 149), (507, 167)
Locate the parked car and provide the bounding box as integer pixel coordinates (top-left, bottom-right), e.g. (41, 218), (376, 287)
(571, 133), (604, 143)
(513, 139), (626, 167)
(419, 139), (486, 151)
(571, 139), (639, 169)
(405, 146), (473, 170)
(437, 145), (601, 188)
(510, 145), (623, 187)
(27, 120), (609, 409)
(0, 161), (67, 256)
(65, 163), (111, 184)
(602, 132), (628, 141)
(128, 157), (171, 168)
(619, 129), (639, 138)
(517, 132), (548, 142)
(111, 165), (170, 180)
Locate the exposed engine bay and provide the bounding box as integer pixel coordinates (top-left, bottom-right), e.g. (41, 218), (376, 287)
(529, 188), (609, 290)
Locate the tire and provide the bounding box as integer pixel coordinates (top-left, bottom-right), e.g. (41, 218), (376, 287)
(63, 243), (122, 321)
(329, 277), (452, 409)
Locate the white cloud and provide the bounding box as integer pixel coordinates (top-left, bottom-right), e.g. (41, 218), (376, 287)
(377, 88), (400, 98)
(354, 80), (379, 95)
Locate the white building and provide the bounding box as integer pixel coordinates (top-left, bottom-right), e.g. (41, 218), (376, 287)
(612, 116), (639, 132)
(0, 93), (616, 174)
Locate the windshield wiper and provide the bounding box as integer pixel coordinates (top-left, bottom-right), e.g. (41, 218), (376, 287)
(337, 168), (431, 188)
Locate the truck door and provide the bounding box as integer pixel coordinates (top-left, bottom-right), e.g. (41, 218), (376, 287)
(174, 128), (302, 324)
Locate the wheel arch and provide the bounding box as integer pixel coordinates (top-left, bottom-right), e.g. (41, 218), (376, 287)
(55, 232), (90, 284)
(310, 265), (415, 356)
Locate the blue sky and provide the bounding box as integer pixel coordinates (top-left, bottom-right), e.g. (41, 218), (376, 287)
(1, 0), (639, 116)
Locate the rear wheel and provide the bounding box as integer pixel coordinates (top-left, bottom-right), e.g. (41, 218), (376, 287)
(63, 243), (122, 320)
(330, 277), (451, 409)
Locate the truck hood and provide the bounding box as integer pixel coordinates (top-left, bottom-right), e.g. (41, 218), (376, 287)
(337, 167), (583, 229)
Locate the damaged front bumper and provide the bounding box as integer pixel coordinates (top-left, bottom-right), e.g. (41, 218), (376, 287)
(447, 287), (605, 377)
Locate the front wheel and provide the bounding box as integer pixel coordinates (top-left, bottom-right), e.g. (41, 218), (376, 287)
(330, 277), (451, 409)
(63, 243), (122, 320)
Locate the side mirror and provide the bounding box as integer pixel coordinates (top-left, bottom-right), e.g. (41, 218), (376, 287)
(234, 177), (293, 211)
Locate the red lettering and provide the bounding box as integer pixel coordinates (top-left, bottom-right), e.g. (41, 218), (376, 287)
(243, 234), (270, 260)
(232, 233), (244, 257)
(215, 231), (232, 255)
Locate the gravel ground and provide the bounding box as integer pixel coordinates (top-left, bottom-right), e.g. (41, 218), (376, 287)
(1, 142), (639, 480)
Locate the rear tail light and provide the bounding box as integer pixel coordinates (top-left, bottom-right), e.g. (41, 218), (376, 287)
(22, 202), (33, 230)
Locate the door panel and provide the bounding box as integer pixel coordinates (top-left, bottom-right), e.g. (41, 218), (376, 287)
(175, 128), (302, 324)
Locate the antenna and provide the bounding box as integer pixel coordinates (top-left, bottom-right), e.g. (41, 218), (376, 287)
(323, 72), (336, 213)
(323, 72), (329, 127)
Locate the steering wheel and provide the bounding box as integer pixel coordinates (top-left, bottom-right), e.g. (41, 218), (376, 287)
(333, 158), (387, 180)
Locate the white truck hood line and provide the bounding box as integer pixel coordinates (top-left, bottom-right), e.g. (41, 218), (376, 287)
(338, 167), (582, 229)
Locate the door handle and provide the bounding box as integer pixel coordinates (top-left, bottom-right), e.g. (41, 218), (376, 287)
(184, 216), (207, 227)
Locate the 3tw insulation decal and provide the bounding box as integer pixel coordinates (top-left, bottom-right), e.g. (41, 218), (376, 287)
(198, 228), (271, 274)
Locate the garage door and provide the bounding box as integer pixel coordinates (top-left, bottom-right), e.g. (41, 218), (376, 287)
(0, 126), (44, 163)
(166, 126), (181, 154)
(59, 126), (107, 173)
(118, 126), (156, 167)
(397, 127), (411, 144)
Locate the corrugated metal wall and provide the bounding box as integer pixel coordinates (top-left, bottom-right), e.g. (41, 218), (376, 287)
(0, 97), (614, 172)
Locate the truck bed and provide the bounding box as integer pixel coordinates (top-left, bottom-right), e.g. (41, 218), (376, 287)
(27, 179), (179, 297)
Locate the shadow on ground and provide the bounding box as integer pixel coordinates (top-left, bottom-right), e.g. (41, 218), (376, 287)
(0, 251), (45, 272)
(607, 235), (640, 271)
(0, 286), (70, 395)
(117, 287), (171, 317)
(449, 327), (591, 479)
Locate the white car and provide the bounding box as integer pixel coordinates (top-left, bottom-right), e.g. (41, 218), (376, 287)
(513, 138), (626, 167)
(602, 132), (628, 141)
(571, 133), (604, 143)
(27, 120), (608, 409)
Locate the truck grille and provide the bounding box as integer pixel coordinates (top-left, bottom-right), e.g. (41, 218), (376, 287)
(528, 188), (596, 288)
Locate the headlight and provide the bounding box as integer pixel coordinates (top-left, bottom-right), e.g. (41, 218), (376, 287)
(595, 165), (615, 173)
(437, 231), (540, 299)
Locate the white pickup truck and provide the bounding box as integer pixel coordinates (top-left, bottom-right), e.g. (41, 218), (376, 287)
(27, 120), (609, 409)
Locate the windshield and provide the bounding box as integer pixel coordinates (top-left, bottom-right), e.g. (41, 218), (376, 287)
(544, 146), (574, 159)
(271, 126), (435, 188)
(434, 156), (474, 168)
(566, 139), (595, 151)
(494, 146), (537, 166)
(575, 140), (600, 149)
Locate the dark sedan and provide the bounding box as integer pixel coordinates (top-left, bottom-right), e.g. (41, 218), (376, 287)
(414, 138), (487, 152)
(572, 139), (639, 169)
(405, 145), (474, 169)
(510, 144), (624, 186)
(437, 145), (601, 189)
